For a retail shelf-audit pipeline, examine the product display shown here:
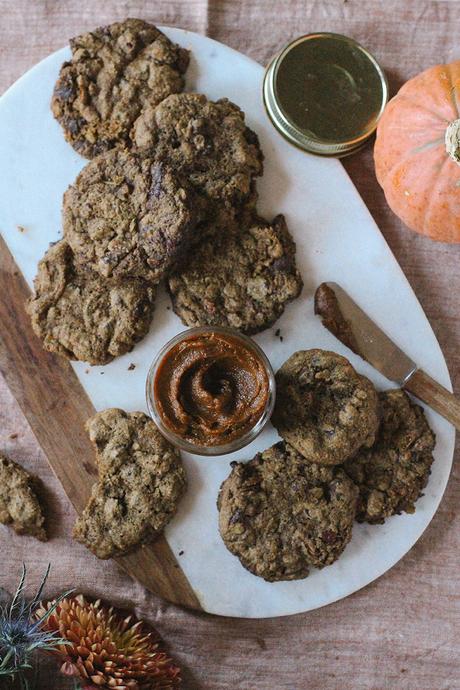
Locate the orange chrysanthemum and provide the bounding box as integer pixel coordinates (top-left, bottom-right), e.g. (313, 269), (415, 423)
(35, 595), (181, 689)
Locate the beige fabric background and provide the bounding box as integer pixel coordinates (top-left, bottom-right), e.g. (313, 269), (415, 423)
(1, 2), (459, 688)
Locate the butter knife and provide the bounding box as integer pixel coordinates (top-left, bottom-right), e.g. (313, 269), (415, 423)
(314, 282), (460, 431)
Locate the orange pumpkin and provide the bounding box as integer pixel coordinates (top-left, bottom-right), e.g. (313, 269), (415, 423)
(374, 61), (460, 243)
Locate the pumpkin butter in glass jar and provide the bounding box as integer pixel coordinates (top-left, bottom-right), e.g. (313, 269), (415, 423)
(146, 327), (275, 455)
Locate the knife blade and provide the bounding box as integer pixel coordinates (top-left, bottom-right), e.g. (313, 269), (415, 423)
(314, 282), (417, 385)
(314, 282), (460, 430)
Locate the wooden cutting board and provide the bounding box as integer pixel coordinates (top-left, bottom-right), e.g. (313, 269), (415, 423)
(0, 235), (202, 611)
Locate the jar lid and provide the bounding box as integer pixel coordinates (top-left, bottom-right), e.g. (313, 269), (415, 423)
(263, 33), (388, 157)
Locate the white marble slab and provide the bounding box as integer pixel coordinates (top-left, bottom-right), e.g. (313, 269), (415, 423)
(0, 28), (454, 618)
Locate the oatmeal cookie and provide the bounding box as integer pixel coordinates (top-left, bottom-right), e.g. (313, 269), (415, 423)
(343, 389), (435, 523)
(52, 19), (189, 158)
(132, 92), (263, 207)
(218, 441), (358, 581)
(167, 214), (303, 334)
(74, 409), (186, 559)
(272, 349), (380, 465)
(0, 454), (46, 541)
(63, 149), (199, 282)
(28, 240), (155, 365)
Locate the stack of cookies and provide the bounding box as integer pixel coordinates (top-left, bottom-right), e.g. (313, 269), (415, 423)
(218, 349), (436, 581)
(27, 18), (303, 365)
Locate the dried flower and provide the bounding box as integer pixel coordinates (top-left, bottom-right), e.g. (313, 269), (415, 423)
(0, 564), (72, 690)
(36, 595), (181, 689)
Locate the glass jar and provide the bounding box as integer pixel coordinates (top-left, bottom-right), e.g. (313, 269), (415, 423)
(146, 326), (276, 456)
(263, 32), (388, 157)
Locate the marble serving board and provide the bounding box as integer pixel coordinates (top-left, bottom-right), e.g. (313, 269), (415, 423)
(0, 28), (455, 618)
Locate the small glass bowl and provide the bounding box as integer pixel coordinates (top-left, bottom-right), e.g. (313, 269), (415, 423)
(146, 326), (276, 456)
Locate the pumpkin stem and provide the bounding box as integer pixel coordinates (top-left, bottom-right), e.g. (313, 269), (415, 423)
(445, 118), (460, 164)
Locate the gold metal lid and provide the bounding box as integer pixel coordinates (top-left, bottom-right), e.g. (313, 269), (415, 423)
(263, 33), (388, 157)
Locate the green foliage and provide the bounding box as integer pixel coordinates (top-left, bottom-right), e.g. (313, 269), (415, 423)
(0, 565), (73, 690)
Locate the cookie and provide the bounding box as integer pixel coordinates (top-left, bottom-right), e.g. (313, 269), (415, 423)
(272, 349), (380, 465)
(343, 390), (435, 524)
(74, 409), (186, 559)
(0, 454), (47, 541)
(132, 92), (263, 208)
(52, 19), (189, 158)
(28, 240), (155, 365)
(167, 214), (303, 334)
(218, 441), (358, 581)
(63, 149), (200, 282)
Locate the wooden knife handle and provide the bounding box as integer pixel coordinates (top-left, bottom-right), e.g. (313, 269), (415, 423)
(404, 369), (460, 431)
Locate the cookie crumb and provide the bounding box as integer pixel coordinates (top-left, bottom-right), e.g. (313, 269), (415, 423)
(9, 433), (18, 440)
(279, 335), (284, 342)
(128, 363), (136, 371)
(166, 306), (171, 310)
(100, 371), (105, 375)
(85, 369), (90, 374)
(275, 329), (280, 337)
(17, 225), (26, 233)
(178, 550), (184, 556)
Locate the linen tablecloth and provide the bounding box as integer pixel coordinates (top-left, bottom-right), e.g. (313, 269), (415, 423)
(1, 2), (459, 688)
